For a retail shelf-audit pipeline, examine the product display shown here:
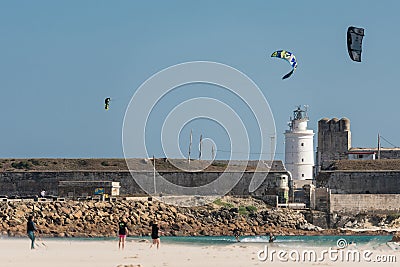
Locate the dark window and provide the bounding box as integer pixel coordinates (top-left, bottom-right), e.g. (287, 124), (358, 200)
(301, 143), (304, 146)
(302, 174), (304, 177)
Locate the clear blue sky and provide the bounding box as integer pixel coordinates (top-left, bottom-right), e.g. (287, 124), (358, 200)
(1, 1), (399, 159)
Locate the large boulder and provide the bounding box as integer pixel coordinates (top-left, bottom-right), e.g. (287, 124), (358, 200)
(391, 231), (400, 242)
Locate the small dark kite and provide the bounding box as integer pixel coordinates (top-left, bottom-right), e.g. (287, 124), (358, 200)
(105, 97), (111, 110)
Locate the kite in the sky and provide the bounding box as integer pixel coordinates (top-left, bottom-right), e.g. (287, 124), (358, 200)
(347, 26), (364, 62)
(105, 97), (110, 110)
(271, 50), (297, 79)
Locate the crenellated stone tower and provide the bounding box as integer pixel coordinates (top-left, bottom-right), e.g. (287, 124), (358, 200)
(316, 117), (351, 170)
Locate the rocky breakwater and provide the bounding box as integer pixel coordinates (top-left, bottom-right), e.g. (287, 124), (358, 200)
(0, 198), (320, 237)
(330, 212), (400, 230)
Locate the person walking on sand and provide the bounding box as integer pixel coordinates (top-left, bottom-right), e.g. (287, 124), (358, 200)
(27, 215), (37, 249)
(118, 218), (129, 249)
(150, 221), (162, 249)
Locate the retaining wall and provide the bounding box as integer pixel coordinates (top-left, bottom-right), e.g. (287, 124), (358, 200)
(316, 171), (400, 194)
(330, 194), (400, 214)
(0, 171), (289, 198)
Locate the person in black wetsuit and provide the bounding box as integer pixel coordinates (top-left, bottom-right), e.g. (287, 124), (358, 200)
(233, 228), (241, 242)
(27, 215), (37, 249)
(118, 218), (129, 249)
(150, 221), (162, 249)
(267, 232), (276, 243)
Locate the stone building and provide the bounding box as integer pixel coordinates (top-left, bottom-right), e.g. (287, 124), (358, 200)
(0, 159), (292, 205)
(316, 117), (400, 170)
(316, 117), (351, 170)
(314, 117), (400, 214)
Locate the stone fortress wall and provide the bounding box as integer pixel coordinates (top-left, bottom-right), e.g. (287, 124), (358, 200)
(315, 117), (400, 215)
(329, 194), (400, 214)
(0, 169), (290, 204)
(316, 170), (400, 194)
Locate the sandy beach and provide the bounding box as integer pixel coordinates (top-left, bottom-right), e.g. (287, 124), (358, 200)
(0, 237), (399, 267)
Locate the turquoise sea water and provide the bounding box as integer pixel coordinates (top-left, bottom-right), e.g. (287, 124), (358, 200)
(129, 235), (394, 247)
(2, 235), (394, 248)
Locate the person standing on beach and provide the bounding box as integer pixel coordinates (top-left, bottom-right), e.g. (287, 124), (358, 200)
(150, 221), (162, 249)
(27, 215), (37, 249)
(118, 218), (129, 249)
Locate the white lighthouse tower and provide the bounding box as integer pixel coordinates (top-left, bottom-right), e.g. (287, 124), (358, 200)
(284, 106), (314, 181)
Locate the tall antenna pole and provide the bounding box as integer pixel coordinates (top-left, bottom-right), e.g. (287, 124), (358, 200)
(270, 136), (275, 162)
(188, 129), (192, 163)
(199, 134), (203, 160)
(153, 155), (156, 194)
(211, 144), (215, 160)
(304, 105), (309, 118)
(377, 133), (381, 160)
